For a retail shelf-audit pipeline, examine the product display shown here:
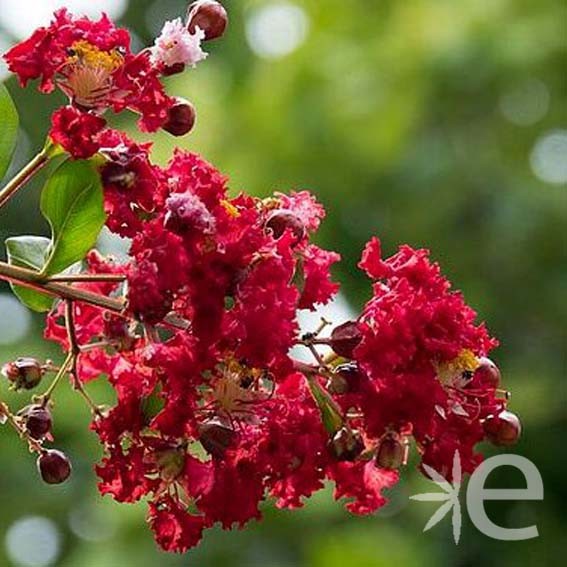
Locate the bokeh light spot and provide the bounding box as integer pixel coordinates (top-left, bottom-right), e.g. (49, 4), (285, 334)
(5, 516), (61, 567)
(499, 79), (550, 126)
(530, 130), (567, 185)
(246, 2), (309, 60)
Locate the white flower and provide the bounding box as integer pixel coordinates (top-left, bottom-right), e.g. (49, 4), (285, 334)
(151, 18), (207, 69)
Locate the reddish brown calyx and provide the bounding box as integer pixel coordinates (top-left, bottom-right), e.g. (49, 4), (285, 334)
(329, 427), (364, 461)
(375, 434), (408, 470)
(264, 209), (306, 244)
(198, 418), (236, 458)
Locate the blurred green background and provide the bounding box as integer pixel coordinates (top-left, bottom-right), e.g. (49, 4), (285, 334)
(0, 0), (565, 565)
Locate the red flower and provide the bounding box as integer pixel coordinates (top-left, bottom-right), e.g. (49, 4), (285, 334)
(98, 130), (163, 238)
(148, 497), (207, 553)
(330, 460), (399, 515)
(276, 190), (326, 233)
(347, 239), (504, 478)
(96, 445), (153, 503)
(37, 150), (513, 555)
(127, 260), (172, 324)
(298, 244), (340, 310)
(3, 9), (174, 131)
(49, 106), (106, 159)
(15, 7), (514, 547)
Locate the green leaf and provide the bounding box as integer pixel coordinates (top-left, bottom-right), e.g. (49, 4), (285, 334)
(5, 236), (54, 312)
(0, 83), (19, 182)
(306, 375), (344, 434)
(40, 159), (106, 276)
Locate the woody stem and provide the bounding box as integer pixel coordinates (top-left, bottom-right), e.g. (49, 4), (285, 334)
(0, 142), (58, 210)
(0, 261), (125, 313)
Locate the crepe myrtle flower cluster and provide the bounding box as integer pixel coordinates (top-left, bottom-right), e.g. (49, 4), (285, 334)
(4, 1), (223, 151)
(0, 2), (521, 554)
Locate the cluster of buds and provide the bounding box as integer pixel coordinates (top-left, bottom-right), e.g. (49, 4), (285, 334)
(1, 359), (72, 485)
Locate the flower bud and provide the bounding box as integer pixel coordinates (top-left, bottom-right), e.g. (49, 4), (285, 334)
(265, 209), (305, 244)
(187, 1), (228, 41)
(37, 450), (72, 484)
(329, 362), (366, 394)
(1, 358), (44, 390)
(330, 321), (362, 359)
(198, 419), (235, 458)
(375, 434), (407, 470)
(329, 427), (364, 461)
(483, 410), (521, 446)
(163, 97), (196, 137)
(470, 357), (501, 389)
(19, 405), (52, 440)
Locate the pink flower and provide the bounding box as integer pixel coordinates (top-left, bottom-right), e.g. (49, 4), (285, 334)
(151, 18), (207, 70)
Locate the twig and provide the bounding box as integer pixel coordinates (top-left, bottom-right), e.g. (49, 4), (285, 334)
(0, 143), (57, 210)
(0, 261), (125, 313)
(37, 351), (74, 403)
(47, 274), (127, 283)
(65, 300), (103, 417)
(0, 401), (45, 454)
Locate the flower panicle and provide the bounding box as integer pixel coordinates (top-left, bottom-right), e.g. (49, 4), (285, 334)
(0, 1), (520, 555)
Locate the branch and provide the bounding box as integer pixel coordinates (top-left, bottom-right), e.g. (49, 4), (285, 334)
(0, 261), (125, 313)
(0, 143), (58, 210)
(47, 274), (127, 283)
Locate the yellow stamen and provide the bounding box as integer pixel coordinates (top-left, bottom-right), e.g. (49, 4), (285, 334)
(58, 41), (124, 109)
(211, 359), (264, 416)
(68, 40), (123, 72)
(436, 349), (480, 386)
(221, 200), (240, 218)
